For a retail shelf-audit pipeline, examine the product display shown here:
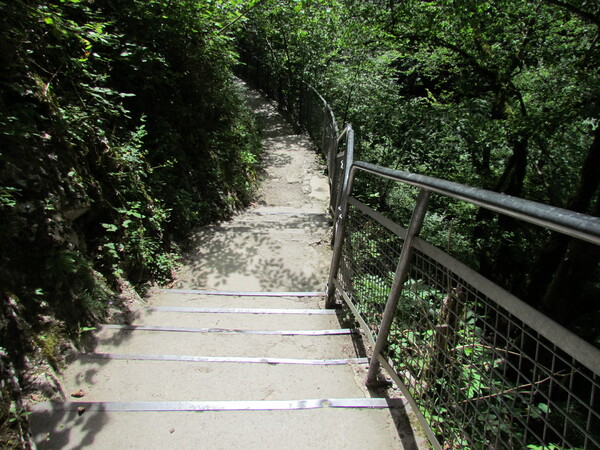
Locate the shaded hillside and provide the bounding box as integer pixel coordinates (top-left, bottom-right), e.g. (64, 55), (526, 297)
(0, 1), (261, 446)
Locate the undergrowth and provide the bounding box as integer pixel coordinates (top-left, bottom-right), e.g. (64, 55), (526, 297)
(0, 1), (262, 446)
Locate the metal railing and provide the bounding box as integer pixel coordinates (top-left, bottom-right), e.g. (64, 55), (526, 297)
(238, 58), (600, 449)
(328, 162), (600, 449)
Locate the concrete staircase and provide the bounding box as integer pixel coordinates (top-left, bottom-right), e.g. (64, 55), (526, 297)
(30, 289), (410, 448)
(29, 82), (417, 449)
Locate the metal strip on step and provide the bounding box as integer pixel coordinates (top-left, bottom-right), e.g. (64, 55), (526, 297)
(246, 211), (328, 216)
(99, 324), (357, 336)
(147, 307), (336, 315)
(82, 353), (369, 365)
(158, 289), (326, 297)
(32, 398), (407, 413)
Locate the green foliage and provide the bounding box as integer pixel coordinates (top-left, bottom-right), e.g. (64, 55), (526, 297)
(0, 0), (261, 302)
(240, 0), (600, 335)
(0, 187), (19, 208)
(0, 3), (262, 445)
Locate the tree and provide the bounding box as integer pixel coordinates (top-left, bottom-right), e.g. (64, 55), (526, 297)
(238, 0), (600, 335)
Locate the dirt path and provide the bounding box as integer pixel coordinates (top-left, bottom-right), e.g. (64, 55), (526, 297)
(29, 81), (424, 449)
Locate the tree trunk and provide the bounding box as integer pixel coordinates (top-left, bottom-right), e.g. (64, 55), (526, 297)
(527, 126), (600, 320)
(495, 131), (529, 197)
(538, 196), (600, 323)
(474, 129), (530, 290)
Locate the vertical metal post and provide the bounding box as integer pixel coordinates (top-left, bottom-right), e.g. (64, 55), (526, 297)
(366, 188), (431, 385)
(321, 107), (328, 161)
(329, 143), (337, 218)
(326, 128), (355, 308)
(326, 171), (355, 308)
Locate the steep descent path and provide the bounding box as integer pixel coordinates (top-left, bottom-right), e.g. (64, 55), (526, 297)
(29, 82), (422, 449)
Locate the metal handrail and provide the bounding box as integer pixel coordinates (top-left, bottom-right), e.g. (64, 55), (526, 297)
(315, 93), (600, 450)
(352, 161), (600, 245)
(238, 56), (600, 449)
(327, 160), (600, 450)
(306, 82), (339, 137)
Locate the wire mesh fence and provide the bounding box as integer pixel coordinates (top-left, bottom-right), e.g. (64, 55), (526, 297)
(395, 248), (600, 449)
(334, 192), (600, 449)
(337, 203), (403, 339)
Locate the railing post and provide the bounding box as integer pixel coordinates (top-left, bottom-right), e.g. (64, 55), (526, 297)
(321, 107), (328, 164)
(329, 125), (337, 181)
(366, 188), (431, 386)
(327, 130), (336, 215)
(325, 171), (355, 308)
(326, 128), (354, 308)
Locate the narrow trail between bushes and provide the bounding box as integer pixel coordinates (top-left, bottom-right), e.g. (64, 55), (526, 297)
(28, 81), (424, 449)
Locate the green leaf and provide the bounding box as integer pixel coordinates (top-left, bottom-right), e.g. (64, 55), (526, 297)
(101, 223), (118, 232)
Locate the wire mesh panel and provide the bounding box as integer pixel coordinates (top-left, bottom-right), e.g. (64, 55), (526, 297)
(300, 84), (323, 147)
(333, 195), (600, 449)
(388, 245), (600, 449)
(336, 203), (403, 340)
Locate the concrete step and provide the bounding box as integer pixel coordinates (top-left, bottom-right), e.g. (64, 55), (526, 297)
(217, 212), (329, 226)
(31, 404), (405, 449)
(86, 328), (360, 359)
(57, 357), (370, 402)
(126, 306), (341, 330)
(173, 219), (330, 291)
(220, 218), (330, 234)
(150, 291), (326, 309)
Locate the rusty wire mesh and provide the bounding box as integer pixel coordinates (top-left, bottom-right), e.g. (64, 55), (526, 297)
(336, 197), (600, 449)
(395, 247), (600, 449)
(299, 84), (326, 149)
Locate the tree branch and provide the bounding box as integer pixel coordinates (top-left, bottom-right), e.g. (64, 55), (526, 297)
(542, 0), (600, 27)
(431, 36), (498, 82)
(218, 0), (269, 35)
(456, 371), (568, 405)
